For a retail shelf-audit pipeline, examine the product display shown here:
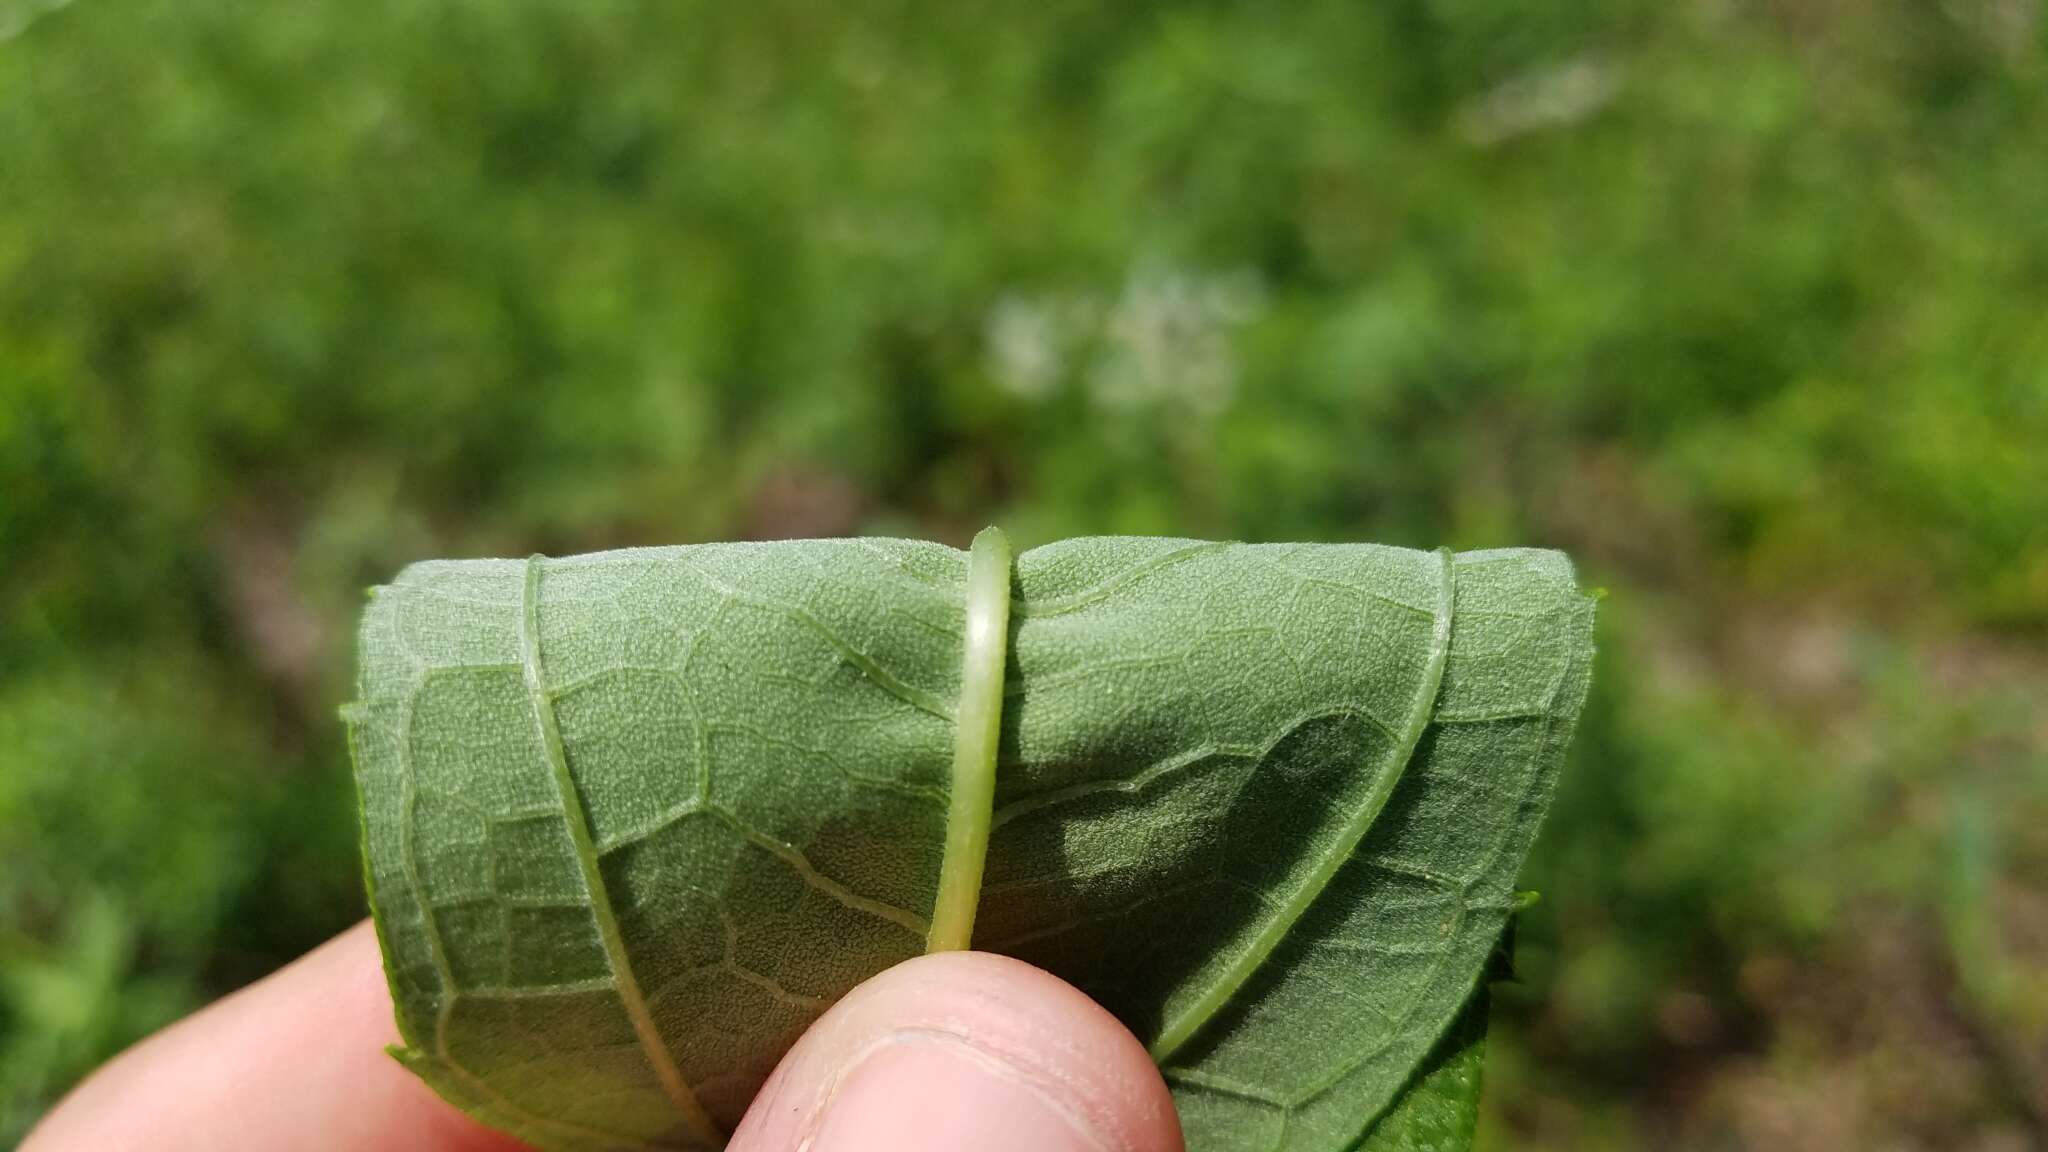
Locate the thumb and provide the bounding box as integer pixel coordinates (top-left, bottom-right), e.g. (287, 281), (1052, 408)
(729, 951), (1183, 1152)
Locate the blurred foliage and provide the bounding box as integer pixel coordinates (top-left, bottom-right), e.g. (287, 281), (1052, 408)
(2, 0), (2045, 1146)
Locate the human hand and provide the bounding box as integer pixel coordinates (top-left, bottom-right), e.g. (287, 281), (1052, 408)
(25, 921), (1184, 1152)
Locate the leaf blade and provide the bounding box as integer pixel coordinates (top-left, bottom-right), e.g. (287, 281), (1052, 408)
(354, 544), (963, 1141)
(519, 555), (721, 1145)
(983, 543), (1593, 1149)
(350, 537), (1595, 1151)
(1352, 985), (1490, 1152)
(1146, 548), (1457, 1061)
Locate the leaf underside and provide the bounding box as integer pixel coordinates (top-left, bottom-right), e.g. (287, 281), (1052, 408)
(347, 537), (1595, 1152)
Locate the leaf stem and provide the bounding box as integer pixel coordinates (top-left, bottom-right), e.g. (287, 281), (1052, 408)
(927, 527), (1013, 952)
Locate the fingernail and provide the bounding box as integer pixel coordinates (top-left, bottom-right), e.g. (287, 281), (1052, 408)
(812, 1031), (1107, 1152)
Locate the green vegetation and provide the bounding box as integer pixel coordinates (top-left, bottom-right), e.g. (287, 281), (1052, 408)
(2, 1), (2044, 1147)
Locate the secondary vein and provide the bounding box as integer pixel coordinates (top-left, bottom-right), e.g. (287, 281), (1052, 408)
(1148, 547), (1459, 1063)
(520, 555), (724, 1147)
(926, 526), (1013, 952)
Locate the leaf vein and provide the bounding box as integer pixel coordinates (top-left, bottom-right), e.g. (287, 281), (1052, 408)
(677, 559), (954, 720)
(1148, 547), (1458, 1062)
(520, 555), (724, 1147)
(703, 805), (931, 937)
(1017, 542), (1233, 617)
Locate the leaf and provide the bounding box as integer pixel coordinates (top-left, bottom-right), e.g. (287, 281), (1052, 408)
(1353, 986), (1489, 1152)
(347, 534), (1594, 1152)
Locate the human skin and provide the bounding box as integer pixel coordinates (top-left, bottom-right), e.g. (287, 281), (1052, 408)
(24, 920), (1183, 1152)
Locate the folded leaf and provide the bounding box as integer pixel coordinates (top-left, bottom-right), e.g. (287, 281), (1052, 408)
(347, 535), (1594, 1152)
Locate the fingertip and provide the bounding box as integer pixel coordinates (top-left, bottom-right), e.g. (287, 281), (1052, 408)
(731, 951), (1182, 1152)
(23, 921), (525, 1152)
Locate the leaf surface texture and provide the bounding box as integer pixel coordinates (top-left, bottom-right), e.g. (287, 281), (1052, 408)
(348, 537), (1594, 1151)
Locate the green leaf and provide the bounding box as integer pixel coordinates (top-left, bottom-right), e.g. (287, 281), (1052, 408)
(1353, 986), (1489, 1152)
(348, 535), (1594, 1151)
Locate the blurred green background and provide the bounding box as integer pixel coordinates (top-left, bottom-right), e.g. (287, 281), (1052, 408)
(3, 0), (2045, 1147)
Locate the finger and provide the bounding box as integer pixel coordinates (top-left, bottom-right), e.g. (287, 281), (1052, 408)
(23, 920), (525, 1152)
(730, 950), (1183, 1152)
